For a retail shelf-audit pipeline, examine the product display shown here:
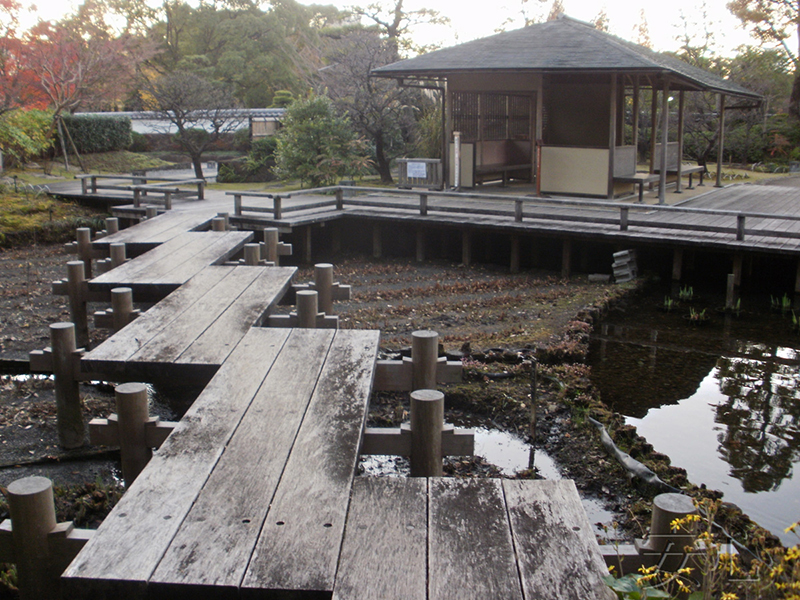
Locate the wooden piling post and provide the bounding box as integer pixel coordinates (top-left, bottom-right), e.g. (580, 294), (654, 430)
(76, 228), (93, 278)
(412, 330), (439, 391)
(671, 248), (683, 297)
(732, 253), (743, 288)
(462, 230), (472, 266)
(211, 217), (226, 232)
(145, 205), (158, 219)
(510, 235), (520, 273)
(110, 243), (126, 268)
(217, 212), (230, 229)
(297, 290), (319, 329)
(105, 217), (119, 235)
(67, 261), (89, 350)
(410, 389), (444, 477)
(51, 323), (84, 449)
(637, 493), (697, 571)
(244, 243), (261, 266)
(373, 224), (382, 259)
(264, 228), (279, 264)
(416, 228), (426, 262)
(6, 477), (60, 600)
(315, 263), (334, 314)
(725, 274), (736, 310)
(115, 383), (152, 486)
(111, 287), (135, 332)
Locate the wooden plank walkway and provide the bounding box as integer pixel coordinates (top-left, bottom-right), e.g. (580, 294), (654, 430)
(88, 231), (253, 301)
(92, 210), (217, 256)
(83, 265), (296, 382)
(63, 327), (381, 599)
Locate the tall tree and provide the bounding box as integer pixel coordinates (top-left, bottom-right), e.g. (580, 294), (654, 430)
(143, 71), (243, 179)
(0, 0), (42, 117)
(349, 0), (450, 56)
(322, 28), (423, 183)
(633, 9), (652, 49)
(727, 0), (800, 118)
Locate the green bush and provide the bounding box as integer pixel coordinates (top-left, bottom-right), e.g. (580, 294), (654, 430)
(233, 128), (251, 152)
(60, 115), (132, 153)
(128, 131), (149, 152)
(0, 109), (53, 167)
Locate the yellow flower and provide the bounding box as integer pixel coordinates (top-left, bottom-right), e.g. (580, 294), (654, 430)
(786, 521), (800, 534)
(721, 593), (738, 600)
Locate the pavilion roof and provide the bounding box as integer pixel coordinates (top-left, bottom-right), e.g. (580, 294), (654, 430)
(372, 15), (760, 101)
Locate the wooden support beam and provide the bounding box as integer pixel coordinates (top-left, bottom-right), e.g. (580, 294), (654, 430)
(671, 248), (683, 297)
(268, 290), (339, 329)
(373, 331), (461, 392)
(93, 287), (140, 331)
(51, 323), (84, 449)
(732, 253), (743, 287)
(67, 261), (90, 350)
(260, 227), (292, 266)
(292, 263), (351, 315)
(510, 234), (520, 273)
(303, 225), (312, 263)
(561, 239), (571, 279)
(361, 423), (474, 457)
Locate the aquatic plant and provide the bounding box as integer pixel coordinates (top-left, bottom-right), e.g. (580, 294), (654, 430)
(663, 296), (677, 312)
(679, 286), (694, 302)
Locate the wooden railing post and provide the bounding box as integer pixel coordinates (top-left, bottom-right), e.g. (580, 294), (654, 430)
(515, 199), (523, 222)
(76, 228), (93, 278)
(145, 206), (158, 220)
(336, 188), (344, 210)
(315, 263), (334, 315)
(51, 323), (84, 449)
(164, 191), (172, 210)
(410, 390), (444, 477)
(234, 194), (242, 215)
(420, 193), (428, 216)
(80, 177), (88, 195)
(274, 195), (282, 220)
(115, 383), (152, 486)
(66, 261), (89, 350)
(620, 207), (629, 231)
(198, 180), (205, 200)
(90, 176), (98, 193)
(264, 227), (279, 264)
(737, 214), (746, 241)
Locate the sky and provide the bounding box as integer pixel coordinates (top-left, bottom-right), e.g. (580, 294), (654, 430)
(19, 0), (763, 58)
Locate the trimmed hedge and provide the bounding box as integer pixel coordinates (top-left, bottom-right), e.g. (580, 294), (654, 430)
(60, 115), (132, 153)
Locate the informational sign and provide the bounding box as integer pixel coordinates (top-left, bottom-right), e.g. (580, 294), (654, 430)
(407, 161), (427, 179)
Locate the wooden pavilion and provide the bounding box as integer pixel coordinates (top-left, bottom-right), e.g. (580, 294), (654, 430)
(372, 15), (761, 201)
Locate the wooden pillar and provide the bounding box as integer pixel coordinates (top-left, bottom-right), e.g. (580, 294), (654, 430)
(6, 477), (60, 600)
(675, 90), (686, 193)
(244, 243), (261, 266)
(510, 235), (520, 273)
(416, 228), (426, 263)
(315, 263), (334, 315)
(303, 226), (312, 263)
(658, 79), (670, 204)
(115, 382), (152, 486)
(561, 239), (571, 279)
(412, 330), (439, 391)
(726, 274), (736, 310)
(462, 230), (472, 266)
(51, 323), (84, 449)
(632, 76), (640, 159)
(67, 261), (89, 350)
(732, 253), (743, 287)
(76, 228), (93, 278)
(110, 243), (126, 268)
(110, 287), (134, 332)
(145, 205), (158, 219)
(716, 94), (727, 188)
(372, 224), (382, 259)
(211, 217), (226, 232)
(649, 81), (658, 177)
(410, 389), (444, 477)
(607, 72), (618, 200)
(297, 290), (318, 329)
(105, 217), (119, 235)
(671, 248), (683, 297)
(264, 228), (279, 265)
(637, 493), (697, 572)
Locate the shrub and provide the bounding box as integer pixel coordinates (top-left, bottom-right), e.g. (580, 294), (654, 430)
(128, 131), (149, 153)
(0, 109), (53, 167)
(60, 115), (132, 153)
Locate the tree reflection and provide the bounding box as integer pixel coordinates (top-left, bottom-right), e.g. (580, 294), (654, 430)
(714, 344), (800, 493)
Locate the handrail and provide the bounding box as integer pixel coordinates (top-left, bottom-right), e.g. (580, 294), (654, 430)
(228, 185), (800, 243)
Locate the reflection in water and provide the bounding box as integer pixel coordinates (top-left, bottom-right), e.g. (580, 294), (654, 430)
(589, 310), (800, 547)
(714, 346), (800, 494)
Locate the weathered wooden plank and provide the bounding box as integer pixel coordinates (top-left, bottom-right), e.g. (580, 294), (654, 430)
(62, 328), (292, 600)
(428, 478), (523, 600)
(82, 267), (234, 366)
(127, 267), (264, 364)
(176, 266), (297, 365)
(149, 328), (336, 594)
(241, 329), (380, 598)
(503, 479), (615, 600)
(92, 212), (213, 249)
(332, 477), (427, 600)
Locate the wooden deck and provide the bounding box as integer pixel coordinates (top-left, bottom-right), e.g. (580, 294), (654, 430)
(89, 231), (253, 301)
(83, 265), (296, 382)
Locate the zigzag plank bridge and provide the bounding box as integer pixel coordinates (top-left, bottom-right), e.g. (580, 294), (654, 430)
(47, 181), (619, 599)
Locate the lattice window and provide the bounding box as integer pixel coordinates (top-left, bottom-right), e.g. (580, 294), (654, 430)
(508, 96), (531, 140)
(482, 94), (507, 140)
(452, 92), (479, 142)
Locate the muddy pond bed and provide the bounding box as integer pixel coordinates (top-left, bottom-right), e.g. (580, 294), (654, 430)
(589, 286), (800, 546)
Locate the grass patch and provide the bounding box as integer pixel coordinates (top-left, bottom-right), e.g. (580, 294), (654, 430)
(78, 151), (173, 173)
(0, 190), (105, 246)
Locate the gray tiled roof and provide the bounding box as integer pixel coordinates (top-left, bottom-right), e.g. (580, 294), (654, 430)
(372, 15), (760, 100)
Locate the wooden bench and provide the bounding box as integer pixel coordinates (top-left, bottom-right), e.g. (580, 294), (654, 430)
(334, 477), (613, 600)
(88, 231), (253, 301)
(83, 264), (296, 383)
(614, 172), (661, 202)
(63, 327), (381, 599)
(654, 164), (705, 189)
(476, 163), (532, 186)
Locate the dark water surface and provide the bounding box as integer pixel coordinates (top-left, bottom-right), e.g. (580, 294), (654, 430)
(589, 293), (800, 546)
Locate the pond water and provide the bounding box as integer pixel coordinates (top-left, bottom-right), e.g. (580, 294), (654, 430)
(589, 294), (800, 546)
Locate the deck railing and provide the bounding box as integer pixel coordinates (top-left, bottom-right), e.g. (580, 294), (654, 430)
(228, 185), (800, 243)
(77, 174), (205, 209)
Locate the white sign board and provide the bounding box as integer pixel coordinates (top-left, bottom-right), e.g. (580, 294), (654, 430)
(407, 161), (427, 179)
